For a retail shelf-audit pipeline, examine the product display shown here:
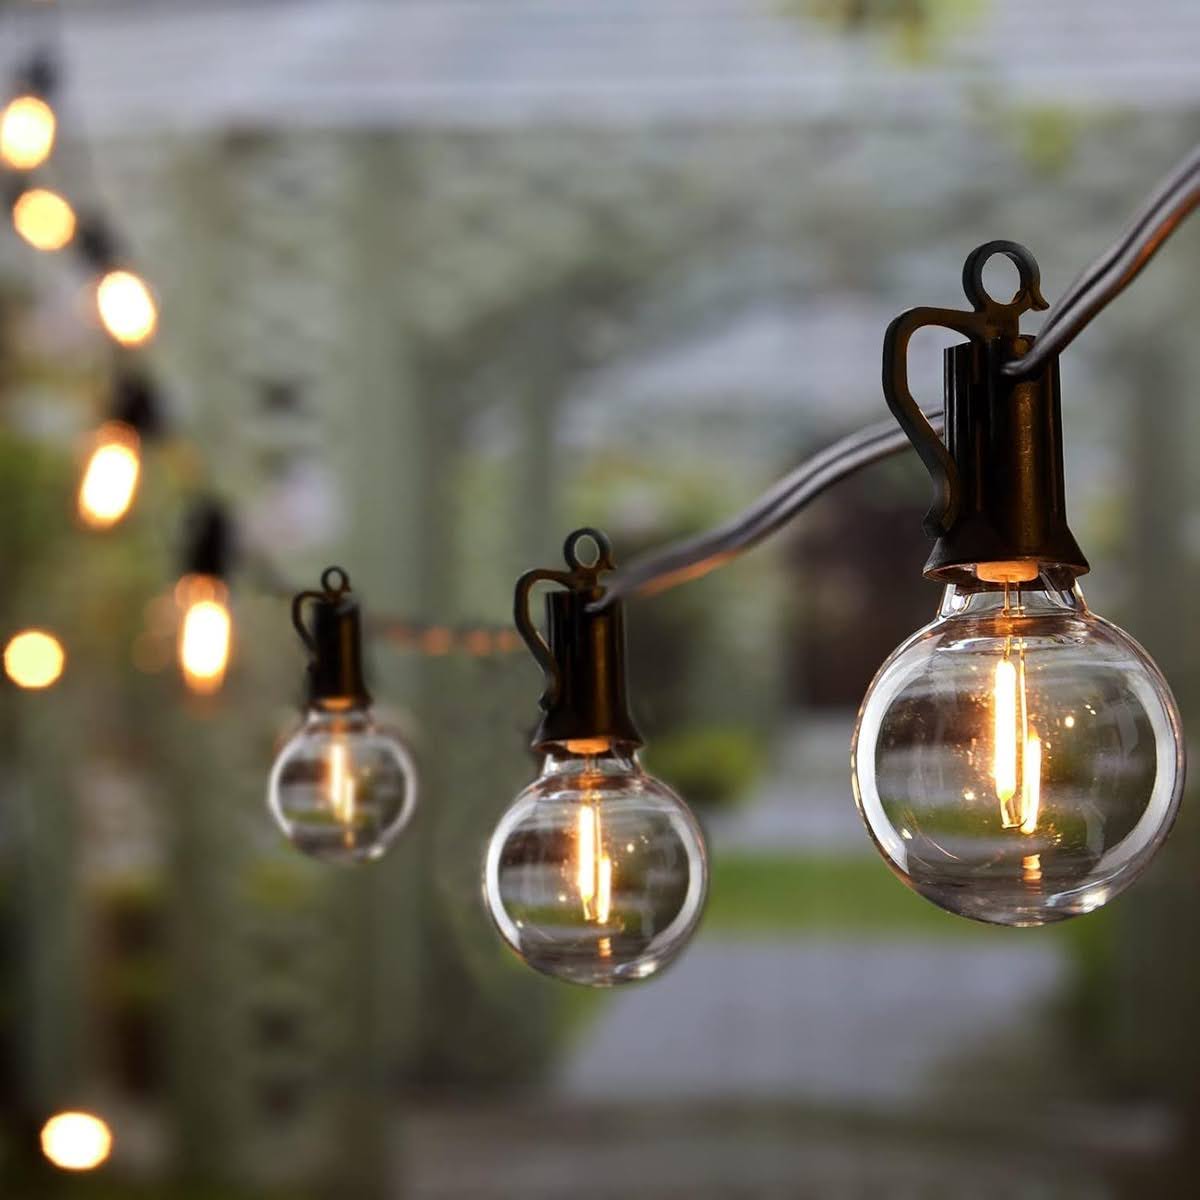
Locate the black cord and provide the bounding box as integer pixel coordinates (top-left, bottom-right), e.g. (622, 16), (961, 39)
(592, 409), (943, 609)
(1004, 142), (1200, 379)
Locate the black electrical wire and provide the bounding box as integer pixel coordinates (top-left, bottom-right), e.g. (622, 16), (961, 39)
(592, 409), (943, 609)
(1004, 142), (1200, 379)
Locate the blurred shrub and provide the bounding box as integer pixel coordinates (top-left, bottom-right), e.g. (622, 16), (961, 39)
(643, 724), (767, 811)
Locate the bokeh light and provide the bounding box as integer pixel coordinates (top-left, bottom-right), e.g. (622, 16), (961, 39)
(96, 270), (158, 346)
(0, 94), (56, 170)
(39, 1111), (113, 1172)
(177, 575), (232, 694)
(3, 629), (65, 690)
(78, 422), (141, 528)
(11, 187), (76, 251)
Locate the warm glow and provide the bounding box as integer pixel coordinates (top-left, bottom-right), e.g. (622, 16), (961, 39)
(12, 187), (75, 251)
(1020, 732), (1042, 834)
(4, 629), (65, 689)
(994, 647), (1042, 834)
(576, 804), (597, 911)
(78, 423), (141, 528)
(40, 1111), (112, 1172)
(329, 742), (356, 826)
(993, 658), (1018, 810)
(0, 94), (56, 170)
(97, 270), (158, 346)
(596, 852), (614, 925)
(178, 576), (232, 694)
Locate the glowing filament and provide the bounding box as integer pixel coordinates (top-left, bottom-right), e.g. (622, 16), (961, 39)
(12, 187), (75, 251)
(993, 648), (1042, 834)
(40, 1111), (112, 1172)
(993, 658), (1018, 809)
(178, 576), (232, 694)
(97, 270), (158, 346)
(78, 423), (141, 528)
(0, 95), (56, 170)
(596, 853), (613, 925)
(329, 743), (356, 827)
(577, 804), (597, 914)
(1020, 732), (1042, 834)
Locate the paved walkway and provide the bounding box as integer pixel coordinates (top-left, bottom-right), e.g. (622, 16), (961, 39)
(558, 937), (1065, 1103)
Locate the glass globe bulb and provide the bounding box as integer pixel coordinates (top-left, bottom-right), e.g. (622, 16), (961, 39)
(852, 576), (1184, 926)
(267, 708), (417, 864)
(484, 741), (708, 986)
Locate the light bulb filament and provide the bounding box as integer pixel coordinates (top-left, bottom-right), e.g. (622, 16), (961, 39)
(329, 742), (356, 830)
(575, 802), (614, 925)
(993, 643), (1041, 834)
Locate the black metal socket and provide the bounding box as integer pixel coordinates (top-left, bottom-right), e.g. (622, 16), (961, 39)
(514, 527), (643, 752)
(111, 371), (164, 439)
(882, 240), (1089, 587)
(291, 567), (372, 711)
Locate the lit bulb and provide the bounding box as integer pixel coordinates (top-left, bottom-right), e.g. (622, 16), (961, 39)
(96, 270), (157, 346)
(40, 1111), (112, 1172)
(4, 629), (65, 689)
(0, 94), (56, 170)
(78, 422), (141, 528)
(852, 575), (1184, 926)
(12, 187), (75, 251)
(177, 574), (232, 694)
(268, 707), (417, 864)
(484, 739), (708, 986)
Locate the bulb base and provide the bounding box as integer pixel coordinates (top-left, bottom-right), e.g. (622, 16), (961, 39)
(292, 568), (372, 711)
(515, 528), (643, 753)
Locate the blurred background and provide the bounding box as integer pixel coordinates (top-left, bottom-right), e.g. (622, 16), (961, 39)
(1, 0), (1199, 1196)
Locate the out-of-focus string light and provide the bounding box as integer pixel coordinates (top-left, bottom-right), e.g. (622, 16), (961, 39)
(176, 500), (235, 695)
(40, 1111), (113, 1172)
(0, 93), (56, 170)
(76, 375), (162, 529)
(178, 575), (232, 694)
(3, 629), (65, 689)
(11, 186), (75, 251)
(96, 269), (157, 346)
(78, 421), (141, 528)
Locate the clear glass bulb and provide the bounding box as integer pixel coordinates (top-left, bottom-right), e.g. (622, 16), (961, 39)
(268, 708), (417, 864)
(852, 576), (1184, 926)
(484, 741), (708, 986)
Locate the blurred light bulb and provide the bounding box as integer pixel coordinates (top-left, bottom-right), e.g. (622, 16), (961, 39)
(177, 574), (232, 694)
(12, 187), (75, 251)
(3, 629), (65, 689)
(40, 1111), (112, 1172)
(78, 422), (141, 528)
(0, 94), (56, 170)
(484, 739), (708, 986)
(268, 707), (417, 863)
(96, 270), (157, 346)
(852, 575), (1184, 926)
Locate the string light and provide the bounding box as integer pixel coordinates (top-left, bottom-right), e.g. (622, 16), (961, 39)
(0, 93), (55, 170)
(96, 269), (157, 346)
(11, 186), (75, 251)
(484, 530), (708, 986)
(175, 500), (235, 694)
(40, 1111), (112, 1172)
(267, 568), (417, 863)
(3, 629), (65, 689)
(78, 421), (141, 528)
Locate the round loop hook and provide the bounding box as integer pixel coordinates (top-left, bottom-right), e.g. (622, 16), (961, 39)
(961, 240), (1049, 316)
(320, 565), (351, 597)
(563, 527), (614, 575)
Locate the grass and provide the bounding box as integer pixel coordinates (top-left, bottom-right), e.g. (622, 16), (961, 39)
(703, 854), (1070, 941)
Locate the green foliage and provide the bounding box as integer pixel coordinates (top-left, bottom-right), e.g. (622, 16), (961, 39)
(787, 0), (987, 63)
(643, 724), (768, 811)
